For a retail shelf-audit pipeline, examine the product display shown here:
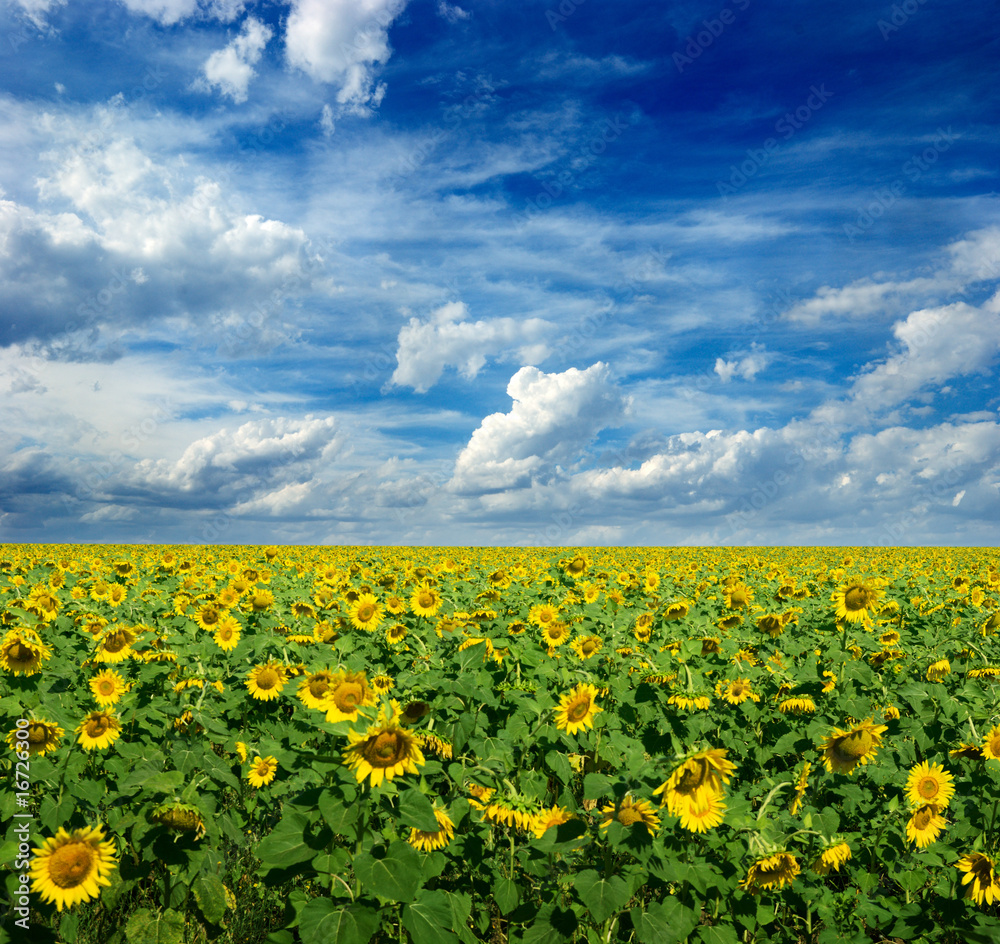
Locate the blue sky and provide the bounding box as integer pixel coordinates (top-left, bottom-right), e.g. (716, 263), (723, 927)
(1, 0), (999, 546)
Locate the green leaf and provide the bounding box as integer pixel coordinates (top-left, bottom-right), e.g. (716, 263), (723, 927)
(696, 925), (740, 944)
(572, 869), (630, 923)
(298, 899), (380, 944)
(399, 787), (441, 832)
(353, 841), (423, 903)
(401, 889), (460, 944)
(494, 876), (519, 915)
(531, 818), (589, 853)
(319, 789), (360, 836)
(545, 750), (573, 784)
(520, 903), (579, 944)
(256, 811), (317, 868)
(192, 873), (227, 924)
(632, 898), (700, 944)
(583, 772), (611, 800)
(124, 908), (185, 944)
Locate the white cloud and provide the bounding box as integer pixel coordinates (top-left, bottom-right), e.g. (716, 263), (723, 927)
(436, 1), (470, 22)
(450, 363), (631, 494)
(946, 225), (1000, 283)
(11, 0), (67, 30)
(284, 0), (408, 114)
(197, 16), (272, 104)
(390, 300), (553, 392)
(782, 277), (947, 325)
(319, 103), (336, 137)
(115, 0), (244, 25)
(714, 342), (770, 382)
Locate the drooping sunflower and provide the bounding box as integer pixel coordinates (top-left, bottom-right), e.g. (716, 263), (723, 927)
(410, 586), (442, 618)
(663, 600), (691, 621)
(6, 719), (63, 756)
(408, 807), (455, 852)
(0, 628), (53, 676)
(832, 579), (883, 624)
(789, 761), (811, 815)
(76, 711), (121, 751)
(599, 795), (661, 835)
(553, 683), (603, 735)
(319, 671), (368, 723)
(926, 659), (951, 682)
(30, 825), (118, 911)
(245, 660), (288, 702)
(342, 707), (425, 787)
(906, 804), (947, 848)
(667, 693), (712, 711)
(779, 696), (817, 715)
(150, 802), (206, 840)
(956, 852), (1000, 906)
(246, 755), (278, 788)
(653, 748), (735, 815)
(812, 841), (852, 875)
(905, 762), (955, 809)
(213, 616), (241, 652)
(817, 718), (888, 775)
(89, 669), (127, 708)
(981, 725), (1000, 760)
(349, 593), (383, 632)
(676, 791), (727, 833)
(740, 851), (800, 893)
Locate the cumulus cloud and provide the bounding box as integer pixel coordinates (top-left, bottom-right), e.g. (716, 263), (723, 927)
(714, 342), (770, 382)
(197, 16), (272, 103)
(390, 301), (552, 393)
(284, 0), (408, 114)
(450, 363), (631, 494)
(946, 225), (1000, 283)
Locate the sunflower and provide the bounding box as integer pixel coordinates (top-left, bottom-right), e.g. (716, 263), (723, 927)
(342, 708), (425, 787)
(789, 761), (811, 815)
(6, 719), (63, 756)
(466, 782), (495, 811)
(817, 718), (888, 775)
(408, 807), (455, 852)
(194, 603), (226, 631)
(297, 670), (336, 711)
(150, 802), (206, 840)
(832, 579), (883, 624)
(724, 584), (753, 609)
(528, 602), (560, 628)
(386, 623), (408, 645)
(571, 635), (603, 660)
(982, 725), (1000, 760)
(76, 711), (121, 751)
(95, 628), (137, 664)
(956, 852), (1000, 906)
(411, 586), (442, 618)
(30, 825), (118, 911)
(235, 741), (248, 763)
(245, 661), (288, 702)
(212, 616), (241, 652)
(89, 669), (127, 708)
(247, 755), (278, 788)
(553, 683), (603, 735)
(667, 693), (711, 711)
(905, 804), (947, 848)
(349, 593), (383, 632)
(676, 791), (727, 833)
(926, 659), (951, 682)
(740, 851), (800, 893)
(653, 749), (735, 815)
(0, 628), (52, 676)
(562, 554), (591, 578)
(318, 669), (372, 722)
(812, 841), (852, 875)
(905, 762), (955, 808)
(663, 600), (691, 621)
(879, 629), (901, 647)
(778, 696), (816, 715)
(950, 742), (984, 761)
(541, 621), (571, 648)
(599, 795), (661, 835)
(247, 589), (274, 612)
(532, 805), (575, 838)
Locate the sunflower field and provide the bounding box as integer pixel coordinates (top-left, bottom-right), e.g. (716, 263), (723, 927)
(1, 544), (1000, 944)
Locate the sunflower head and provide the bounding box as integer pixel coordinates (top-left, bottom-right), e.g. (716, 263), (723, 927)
(0, 628), (52, 676)
(741, 851), (800, 893)
(817, 718), (888, 775)
(343, 708), (425, 788)
(553, 683), (603, 735)
(30, 825), (118, 912)
(956, 852), (1000, 907)
(905, 762), (955, 808)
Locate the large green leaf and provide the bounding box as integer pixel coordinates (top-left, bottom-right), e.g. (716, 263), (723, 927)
(256, 811), (317, 868)
(298, 899), (380, 944)
(353, 840), (423, 902)
(124, 908), (185, 944)
(192, 873), (227, 924)
(632, 899), (701, 944)
(399, 787), (441, 832)
(572, 869), (631, 923)
(401, 889), (459, 944)
(494, 876), (519, 915)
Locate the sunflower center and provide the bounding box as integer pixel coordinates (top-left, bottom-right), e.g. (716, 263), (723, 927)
(28, 724), (47, 745)
(48, 842), (96, 888)
(357, 604), (375, 622)
(567, 697), (591, 722)
(418, 593), (434, 608)
(913, 806), (935, 829)
(918, 778), (939, 800)
(581, 640), (598, 655)
(85, 716), (110, 737)
(7, 642), (36, 665)
(103, 633), (130, 653)
(730, 681), (748, 695)
(844, 587), (870, 610)
(97, 679), (116, 696)
(333, 682), (363, 712)
(617, 806), (643, 826)
(730, 590), (748, 606)
(308, 678), (331, 698)
(218, 626), (236, 640)
(833, 730), (873, 761)
(988, 734), (1000, 755)
(256, 668), (280, 690)
(368, 732), (403, 765)
(675, 761), (708, 794)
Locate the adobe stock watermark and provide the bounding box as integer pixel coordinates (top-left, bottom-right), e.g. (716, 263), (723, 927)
(717, 84), (833, 198)
(878, 0), (931, 41)
(672, 0), (751, 74)
(843, 126), (960, 242)
(545, 0), (587, 30)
